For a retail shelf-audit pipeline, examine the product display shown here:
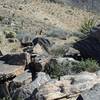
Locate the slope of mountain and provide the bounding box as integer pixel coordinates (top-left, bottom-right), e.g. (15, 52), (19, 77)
(0, 0), (99, 35)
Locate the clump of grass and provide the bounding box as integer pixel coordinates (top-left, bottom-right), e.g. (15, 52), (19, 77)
(73, 59), (100, 73)
(4, 29), (16, 38)
(79, 18), (96, 36)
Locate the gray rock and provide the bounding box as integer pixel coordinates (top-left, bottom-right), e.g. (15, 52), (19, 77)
(64, 47), (81, 60)
(13, 70), (32, 85)
(77, 83), (100, 100)
(12, 72), (51, 100)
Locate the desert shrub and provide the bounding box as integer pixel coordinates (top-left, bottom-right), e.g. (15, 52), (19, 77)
(74, 59), (100, 72)
(4, 29), (16, 38)
(79, 18), (96, 35)
(45, 58), (100, 79)
(45, 59), (80, 79)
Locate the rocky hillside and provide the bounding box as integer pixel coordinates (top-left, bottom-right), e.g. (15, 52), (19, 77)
(0, 0), (100, 100)
(0, 0), (99, 35)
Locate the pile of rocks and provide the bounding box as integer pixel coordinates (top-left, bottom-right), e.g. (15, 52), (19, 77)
(0, 50), (100, 100)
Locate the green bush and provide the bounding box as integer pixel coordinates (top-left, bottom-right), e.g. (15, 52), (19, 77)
(79, 18), (96, 35)
(45, 58), (100, 79)
(45, 59), (80, 79)
(4, 30), (16, 38)
(75, 59), (100, 73)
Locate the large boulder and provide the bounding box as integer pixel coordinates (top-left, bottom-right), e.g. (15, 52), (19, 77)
(12, 72), (51, 100)
(74, 37), (100, 62)
(73, 25), (100, 63)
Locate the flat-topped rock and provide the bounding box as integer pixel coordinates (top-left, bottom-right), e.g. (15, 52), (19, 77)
(0, 62), (24, 75)
(0, 61), (25, 82)
(12, 72), (51, 100)
(13, 70), (32, 85)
